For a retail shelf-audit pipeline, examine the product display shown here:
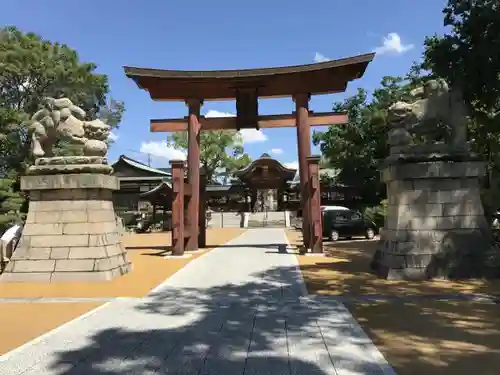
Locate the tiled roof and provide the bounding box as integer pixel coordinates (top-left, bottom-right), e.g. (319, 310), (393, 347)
(116, 155), (172, 176)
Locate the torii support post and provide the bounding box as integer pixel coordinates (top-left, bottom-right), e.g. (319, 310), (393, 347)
(294, 93), (312, 250)
(198, 170), (207, 248)
(186, 99), (202, 251)
(307, 156), (323, 253)
(170, 160), (185, 256)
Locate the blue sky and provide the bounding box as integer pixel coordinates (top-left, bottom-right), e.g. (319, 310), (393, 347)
(1, 0), (447, 169)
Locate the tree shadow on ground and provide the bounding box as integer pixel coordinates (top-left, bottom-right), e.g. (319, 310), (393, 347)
(36, 263), (500, 375)
(125, 246), (173, 258)
(347, 298), (500, 375)
(1, 261), (497, 375)
(36, 265), (385, 375)
(287, 230), (500, 297)
(285, 230), (500, 374)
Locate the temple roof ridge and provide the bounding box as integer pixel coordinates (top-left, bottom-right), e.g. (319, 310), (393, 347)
(115, 154), (172, 176)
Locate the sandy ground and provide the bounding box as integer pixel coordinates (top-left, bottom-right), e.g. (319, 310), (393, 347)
(0, 228), (246, 298)
(0, 228), (246, 356)
(286, 229), (500, 296)
(286, 229), (500, 375)
(0, 302), (102, 355)
(348, 300), (500, 375)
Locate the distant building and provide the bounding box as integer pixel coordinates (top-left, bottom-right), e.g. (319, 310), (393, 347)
(111, 154), (362, 220)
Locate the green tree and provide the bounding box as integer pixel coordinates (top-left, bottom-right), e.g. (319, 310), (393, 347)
(313, 76), (422, 204)
(0, 26), (124, 231)
(422, 0), (500, 206)
(422, 0), (500, 113)
(0, 177), (24, 233)
(167, 130), (252, 184)
(0, 26), (124, 168)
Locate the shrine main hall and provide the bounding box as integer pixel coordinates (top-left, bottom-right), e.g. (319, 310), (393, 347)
(123, 52), (375, 254)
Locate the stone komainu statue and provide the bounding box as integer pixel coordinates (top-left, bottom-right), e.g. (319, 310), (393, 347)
(387, 78), (468, 151)
(26, 97), (111, 158)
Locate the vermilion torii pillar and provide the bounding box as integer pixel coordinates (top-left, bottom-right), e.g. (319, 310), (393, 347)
(198, 170), (207, 248)
(307, 156), (323, 253)
(294, 93), (312, 250)
(186, 98), (202, 251)
(170, 160), (185, 256)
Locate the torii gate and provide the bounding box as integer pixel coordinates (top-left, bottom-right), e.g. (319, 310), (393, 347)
(124, 52), (375, 254)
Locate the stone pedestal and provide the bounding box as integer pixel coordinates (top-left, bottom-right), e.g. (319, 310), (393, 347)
(372, 160), (496, 280)
(0, 174), (132, 282)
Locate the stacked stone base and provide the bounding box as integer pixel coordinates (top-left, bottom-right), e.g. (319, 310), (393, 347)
(372, 160), (498, 280)
(0, 174), (132, 282)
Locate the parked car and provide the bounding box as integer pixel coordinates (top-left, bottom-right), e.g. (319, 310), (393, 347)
(322, 208), (377, 241)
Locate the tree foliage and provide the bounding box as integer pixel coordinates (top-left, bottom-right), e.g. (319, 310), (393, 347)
(0, 26), (124, 232)
(0, 177), (24, 231)
(422, 0), (500, 207)
(315, 0), (500, 210)
(422, 0), (500, 113)
(313, 76), (422, 204)
(363, 199), (387, 228)
(167, 130), (252, 184)
(0, 26), (124, 169)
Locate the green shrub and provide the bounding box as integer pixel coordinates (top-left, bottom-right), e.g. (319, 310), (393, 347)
(363, 199), (387, 228)
(0, 178), (24, 234)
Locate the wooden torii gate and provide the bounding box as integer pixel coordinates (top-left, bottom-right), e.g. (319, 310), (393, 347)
(124, 53), (375, 254)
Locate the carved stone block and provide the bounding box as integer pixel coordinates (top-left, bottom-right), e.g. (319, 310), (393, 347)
(372, 160), (499, 280)
(0, 174), (132, 283)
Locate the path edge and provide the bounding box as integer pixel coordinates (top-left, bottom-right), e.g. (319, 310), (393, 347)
(0, 300), (114, 362)
(283, 229), (309, 297)
(148, 229), (249, 295)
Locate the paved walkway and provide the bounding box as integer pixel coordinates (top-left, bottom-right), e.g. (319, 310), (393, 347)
(0, 229), (396, 375)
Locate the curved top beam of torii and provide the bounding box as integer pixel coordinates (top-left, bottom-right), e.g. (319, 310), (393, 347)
(123, 52), (375, 132)
(124, 52), (375, 101)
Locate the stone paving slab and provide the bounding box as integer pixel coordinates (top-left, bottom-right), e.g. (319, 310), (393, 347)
(0, 229), (396, 375)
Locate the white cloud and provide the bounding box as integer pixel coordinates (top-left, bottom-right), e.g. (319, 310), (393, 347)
(205, 109), (233, 118)
(140, 140), (186, 161)
(108, 131), (119, 141)
(270, 148), (283, 155)
(239, 129), (267, 143)
(373, 33), (414, 56)
(284, 161), (299, 170)
(313, 52), (331, 63)
(204, 109), (267, 143)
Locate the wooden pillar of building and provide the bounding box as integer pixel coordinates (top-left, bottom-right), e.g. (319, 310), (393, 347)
(277, 188), (284, 211)
(152, 204), (157, 224)
(294, 93), (312, 249)
(170, 160), (185, 256)
(185, 98), (202, 251)
(198, 170), (207, 248)
(251, 189), (257, 212)
(307, 156), (323, 253)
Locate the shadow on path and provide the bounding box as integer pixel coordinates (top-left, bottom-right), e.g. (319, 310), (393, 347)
(22, 265), (390, 375)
